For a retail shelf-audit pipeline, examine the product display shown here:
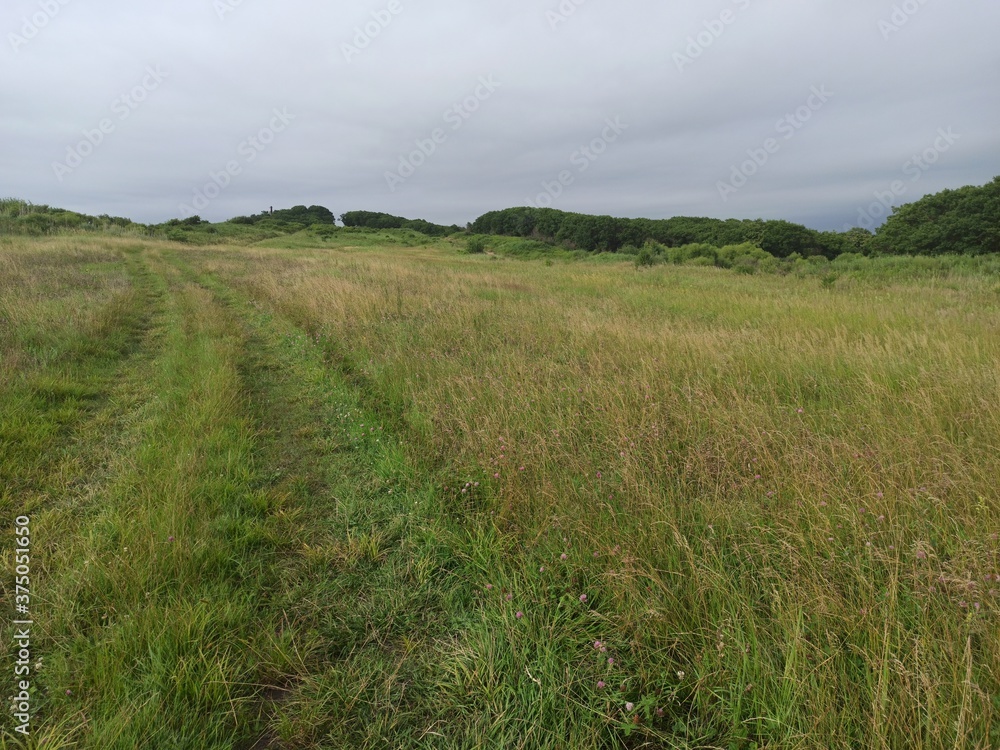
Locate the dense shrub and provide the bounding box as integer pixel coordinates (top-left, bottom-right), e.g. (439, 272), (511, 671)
(634, 247), (657, 267)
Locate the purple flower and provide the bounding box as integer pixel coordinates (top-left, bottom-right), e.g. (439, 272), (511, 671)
(597, 680), (606, 689)
(560, 553), (568, 560)
(608, 657), (615, 665)
(516, 611), (524, 619)
(625, 702), (635, 712)
(579, 594), (588, 603)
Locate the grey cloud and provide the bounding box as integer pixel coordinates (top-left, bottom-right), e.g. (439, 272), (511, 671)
(2, 0), (997, 229)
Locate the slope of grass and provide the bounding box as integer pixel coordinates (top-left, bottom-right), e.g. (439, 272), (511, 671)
(2, 235), (998, 748)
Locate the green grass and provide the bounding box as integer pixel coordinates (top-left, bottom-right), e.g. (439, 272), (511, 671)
(2, 234), (999, 748)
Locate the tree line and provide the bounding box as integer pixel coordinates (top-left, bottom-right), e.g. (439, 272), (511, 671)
(230, 205), (335, 226)
(468, 176), (999, 258)
(871, 176), (999, 255)
(470, 208), (850, 258)
(3, 176), (996, 256)
(340, 211), (460, 236)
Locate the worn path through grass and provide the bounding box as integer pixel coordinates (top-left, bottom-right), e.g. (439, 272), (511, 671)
(4, 236), (998, 749)
(3, 240), (511, 748)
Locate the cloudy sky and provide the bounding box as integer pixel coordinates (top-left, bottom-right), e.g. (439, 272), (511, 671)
(3, 0), (998, 230)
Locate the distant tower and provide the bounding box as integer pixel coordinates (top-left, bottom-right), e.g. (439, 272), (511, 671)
(270, 206), (273, 215)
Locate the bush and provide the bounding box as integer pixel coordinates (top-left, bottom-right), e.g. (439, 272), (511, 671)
(685, 256), (714, 267)
(466, 236), (487, 254)
(634, 247), (657, 267)
(666, 243), (718, 265)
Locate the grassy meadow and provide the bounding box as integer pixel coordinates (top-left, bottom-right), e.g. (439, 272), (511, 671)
(1, 232), (998, 749)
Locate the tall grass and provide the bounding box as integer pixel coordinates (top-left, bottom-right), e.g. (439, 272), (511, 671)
(2, 234), (997, 748)
(202, 240), (1000, 747)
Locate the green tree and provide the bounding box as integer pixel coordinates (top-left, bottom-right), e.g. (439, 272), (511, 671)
(872, 176), (1000, 255)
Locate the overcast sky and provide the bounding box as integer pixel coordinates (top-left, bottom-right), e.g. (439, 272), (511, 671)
(3, 0), (998, 230)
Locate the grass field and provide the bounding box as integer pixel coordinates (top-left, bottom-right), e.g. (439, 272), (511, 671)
(1, 232), (998, 749)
